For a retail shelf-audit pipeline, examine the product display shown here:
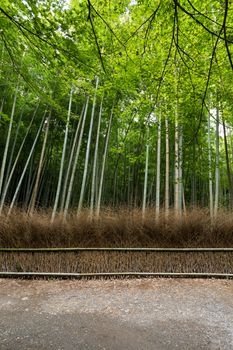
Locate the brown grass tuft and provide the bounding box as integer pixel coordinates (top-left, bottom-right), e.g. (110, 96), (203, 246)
(0, 206), (233, 248)
(0, 207), (233, 274)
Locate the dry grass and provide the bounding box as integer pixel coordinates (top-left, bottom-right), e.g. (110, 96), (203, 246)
(0, 251), (232, 274)
(0, 207), (233, 274)
(0, 207), (233, 248)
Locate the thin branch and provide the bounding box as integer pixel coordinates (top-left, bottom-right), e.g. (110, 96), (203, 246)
(145, 10), (176, 120)
(187, 0), (233, 30)
(189, 16), (225, 142)
(87, 0), (106, 73)
(174, 1), (233, 43)
(142, 4), (161, 55)
(153, 9), (176, 104)
(88, 2), (125, 48)
(223, 0), (233, 71)
(86, 2), (136, 67)
(0, 32), (35, 91)
(124, 3), (161, 45)
(0, 7), (94, 70)
(0, 7), (58, 48)
(173, 3), (194, 70)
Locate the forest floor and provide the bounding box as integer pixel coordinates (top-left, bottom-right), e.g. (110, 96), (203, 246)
(0, 278), (233, 350)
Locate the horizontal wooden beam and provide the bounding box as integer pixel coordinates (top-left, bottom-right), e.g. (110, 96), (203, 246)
(0, 247), (233, 252)
(0, 271), (232, 279)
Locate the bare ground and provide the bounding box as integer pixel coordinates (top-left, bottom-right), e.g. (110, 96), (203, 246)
(0, 278), (233, 350)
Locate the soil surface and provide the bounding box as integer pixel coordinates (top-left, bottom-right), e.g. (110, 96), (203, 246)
(0, 278), (233, 350)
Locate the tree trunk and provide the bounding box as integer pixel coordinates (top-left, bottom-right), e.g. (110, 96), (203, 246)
(174, 120), (180, 214)
(0, 96), (4, 116)
(155, 116), (161, 219)
(28, 110), (51, 215)
(60, 101), (85, 211)
(90, 95), (103, 216)
(77, 78), (99, 214)
(214, 106), (220, 216)
(142, 144), (149, 219)
(0, 79), (19, 197)
(96, 102), (114, 217)
(178, 125), (183, 213)
(63, 97), (89, 219)
(7, 115), (45, 216)
(222, 117), (233, 208)
(165, 117), (170, 215)
(208, 109), (213, 217)
(51, 87), (73, 222)
(5, 109), (23, 184)
(0, 104), (39, 214)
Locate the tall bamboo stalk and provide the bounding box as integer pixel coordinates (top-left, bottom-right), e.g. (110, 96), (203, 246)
(155, 115), (161, 218)
(77, 78), (99, 214)
(0, 105), (40, 214)
(178, 125), (183, 212)
(208, 109), (213, 217)
(0, 79), (19, 197)
(63, 97), (89, 219)
(28, 110), (51, 215)
(142, 144), (149, 219)
(165, 117), (170, 215)
(222, 117), (233, 208)
(60, 101), (85, 211)
(90, 95), (103, 216)
(214, 106), (220, 216)
(7, 115), (45, 216)
(51, 88), (73, 222)
(96, 102), (114, 217)
(4, 108), (23, 184)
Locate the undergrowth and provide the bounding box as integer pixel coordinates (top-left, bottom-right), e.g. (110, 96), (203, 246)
(0, 207), (232, 248)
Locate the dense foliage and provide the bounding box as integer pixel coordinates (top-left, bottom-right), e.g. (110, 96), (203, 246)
(1, 0), (233, 219)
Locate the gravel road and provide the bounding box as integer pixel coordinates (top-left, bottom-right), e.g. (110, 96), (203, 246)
(0, 278), (233, 350)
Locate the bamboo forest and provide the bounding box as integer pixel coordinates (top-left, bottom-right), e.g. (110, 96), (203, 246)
(1, 0), (233, 239)
(2, 3), (233, 347)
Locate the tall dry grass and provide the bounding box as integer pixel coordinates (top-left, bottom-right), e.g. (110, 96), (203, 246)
(0, 207), (233, 248)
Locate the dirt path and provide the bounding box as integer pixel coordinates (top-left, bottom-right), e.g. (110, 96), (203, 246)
(0, 278), (233, 349)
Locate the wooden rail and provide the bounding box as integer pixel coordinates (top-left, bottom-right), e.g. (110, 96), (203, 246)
(0, 271), (233, 279)
(1, 247), (232, 280)
(1, 247), (233, 252)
